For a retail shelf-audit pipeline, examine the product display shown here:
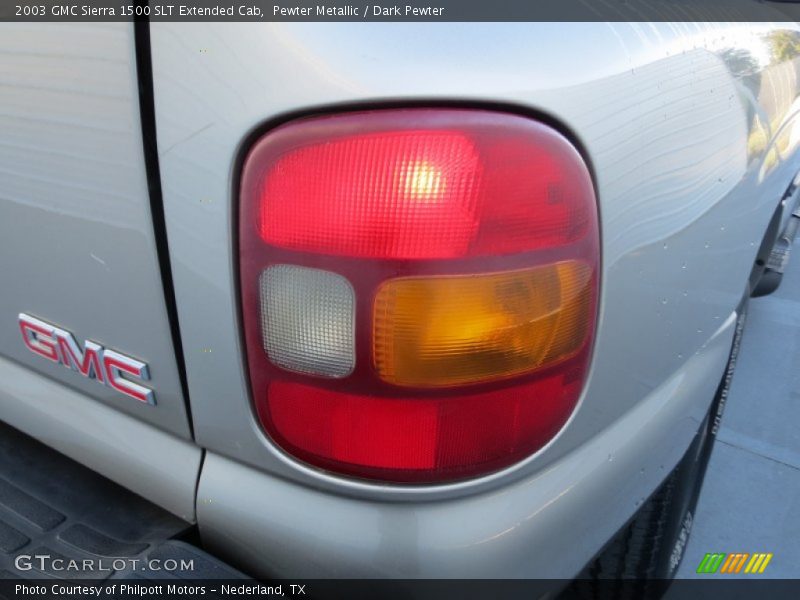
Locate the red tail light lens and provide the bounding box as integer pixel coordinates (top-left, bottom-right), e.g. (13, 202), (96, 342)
(255, 111), (592, 259)
(263, 371), (583, 482)
(240, 109), (599, 484)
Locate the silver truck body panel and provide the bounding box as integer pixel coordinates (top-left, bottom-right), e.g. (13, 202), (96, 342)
(1, 19), (799, 578)
(0, 354), (200, 521)
(145, 21), (800, 575)
(0, 23), (193, 439)
(151, 21), (798, 485)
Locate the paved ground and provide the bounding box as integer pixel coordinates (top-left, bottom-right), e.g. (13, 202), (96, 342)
(674, 237), (800, 578)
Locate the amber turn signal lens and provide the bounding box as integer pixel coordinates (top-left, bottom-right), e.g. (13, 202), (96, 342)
(374, 261), (594, 387)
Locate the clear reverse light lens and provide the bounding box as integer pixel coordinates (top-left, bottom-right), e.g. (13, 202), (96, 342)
(260, 265), (355, 378)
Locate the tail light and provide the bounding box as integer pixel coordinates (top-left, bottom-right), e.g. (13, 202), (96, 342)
(240, 109), (599, 483)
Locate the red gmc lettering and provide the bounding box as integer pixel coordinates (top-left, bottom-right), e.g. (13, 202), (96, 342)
(57, 336), (105, 382)
(17, 313), (155, 405)
(103, 349), (154, 405)
(18, 315), (60, 363)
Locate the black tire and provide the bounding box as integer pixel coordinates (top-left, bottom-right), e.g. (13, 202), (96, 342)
(568, 293), (748, 598)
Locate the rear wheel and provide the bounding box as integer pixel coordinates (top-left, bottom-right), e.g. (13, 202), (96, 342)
(571, 293), (748, 597)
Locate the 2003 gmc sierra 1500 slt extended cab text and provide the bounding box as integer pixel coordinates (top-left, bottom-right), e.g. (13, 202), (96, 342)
(1, 6), (800, 596)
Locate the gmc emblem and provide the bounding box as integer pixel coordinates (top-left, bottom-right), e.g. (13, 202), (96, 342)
(18, 313), (155, 405)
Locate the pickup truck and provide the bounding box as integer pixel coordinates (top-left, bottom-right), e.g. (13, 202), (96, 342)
(1, 18), (800, 590)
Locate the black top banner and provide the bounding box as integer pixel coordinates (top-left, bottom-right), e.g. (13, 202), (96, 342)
(2, 0), (800, 22)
